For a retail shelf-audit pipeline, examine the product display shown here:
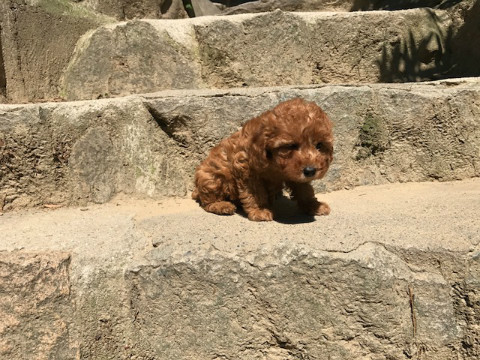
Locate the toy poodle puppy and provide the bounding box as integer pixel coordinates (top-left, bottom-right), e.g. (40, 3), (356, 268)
(192, 98), (333, 221)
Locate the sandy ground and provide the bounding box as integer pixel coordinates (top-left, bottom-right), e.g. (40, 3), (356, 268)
(1, 179), (479, 263)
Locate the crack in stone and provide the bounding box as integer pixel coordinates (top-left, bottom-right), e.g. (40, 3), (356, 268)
(144, 102), (194, 149)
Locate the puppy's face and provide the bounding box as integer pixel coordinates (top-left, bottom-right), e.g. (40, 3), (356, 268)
(267, 122), (333, 183)
(255, 99), (333, 183)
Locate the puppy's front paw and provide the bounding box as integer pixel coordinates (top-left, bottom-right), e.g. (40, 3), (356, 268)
(204, 201), (237, 215)
(299, 200), (331, 216)
(315, 201), (330, 216)
(247, 208), (274, 221)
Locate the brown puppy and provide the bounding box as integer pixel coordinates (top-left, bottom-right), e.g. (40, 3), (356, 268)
(192, 98), (333, 221)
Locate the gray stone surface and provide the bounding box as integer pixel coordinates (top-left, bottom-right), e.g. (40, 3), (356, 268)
(61, 9), (455, 100)
(0, 0), (111, 103)
(61, 20), (204, 100)
(1, 1), (475, 104)
(1, 79), (480, 211)
(191, 0), (223, 16)
(73, 0), (467, 17)
(0, 252), (74, 359)
(1, 179), (479, 358)
(1, 2), (476, 104)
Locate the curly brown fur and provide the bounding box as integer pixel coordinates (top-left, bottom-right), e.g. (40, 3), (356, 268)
(192, 98), (334, 221)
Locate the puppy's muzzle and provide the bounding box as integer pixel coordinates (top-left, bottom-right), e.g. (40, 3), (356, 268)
(303, 166), (317, 178)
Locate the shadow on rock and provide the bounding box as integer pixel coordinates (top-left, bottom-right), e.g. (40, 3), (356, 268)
(447, 0), (480, 78)
(235, 195), (318, 225)
(376, 9), (454, 82)
(376, 1), (480, 82)
(351, 0), (464, 11)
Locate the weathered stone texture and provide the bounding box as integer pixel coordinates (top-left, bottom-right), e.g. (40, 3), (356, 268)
(223, 0), (463, 13)
(126, 244), (466, 359)
(61, 20), (203, 101)
(0, 252), (73, 359)
(1, 2), (476, 103)
(76, 0), (188, 20)
(61, 9), (454, 100)
(1, 80), (480, 210)
(0, 0), (110, 103)
(0, 179), (479, 358)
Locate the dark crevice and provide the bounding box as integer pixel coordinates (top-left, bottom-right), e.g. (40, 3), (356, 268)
(144, 103), (174, 135)
(351, 0), (463, 11)
(0, 25), (6, 99)
(182, 0), (196, 17)
(268, 329), (310, 359)
(144, 103), (193, 148)
(160, 0), (172, 14)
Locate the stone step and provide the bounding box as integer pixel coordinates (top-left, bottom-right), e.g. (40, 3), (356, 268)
(1, 178), (479, 358)
(61, 8), (464, 101)
(2, 2), (477, 104)
(1, 79), (479, 211)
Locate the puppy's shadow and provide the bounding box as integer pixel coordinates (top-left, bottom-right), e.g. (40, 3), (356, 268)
(237, 195), (316, 224)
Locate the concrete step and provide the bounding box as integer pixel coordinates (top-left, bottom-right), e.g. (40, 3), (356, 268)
(1, 79), (479, 211)
(1, 178), (479, 358)
(61, 8), (462, 101)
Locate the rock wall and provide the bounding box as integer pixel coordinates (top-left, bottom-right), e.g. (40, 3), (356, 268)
(1, 81), (479, 211)
(0, 0), (111, 103)
(0, 1), (476, 103)
(60, 10), (456, 101)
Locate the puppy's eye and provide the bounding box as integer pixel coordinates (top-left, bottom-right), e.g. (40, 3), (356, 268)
(283, 143), (299, 151)
(316, 142), (328, 152)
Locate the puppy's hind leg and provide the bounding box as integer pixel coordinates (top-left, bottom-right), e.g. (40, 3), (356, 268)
(194, 174), (237, 215)
(197, 191), (237, 215)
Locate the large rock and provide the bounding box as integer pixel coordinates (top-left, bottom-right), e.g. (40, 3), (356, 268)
(0, 0), (111, 103)
(0, 96), (192, 210)
(61, 20), (204, 100)
(1, 79), (479, 211)
(222, 0), (358, 13)
(61, 9), (456, 100)
(129, 244), (462, 358)
(73, 0), (467, 18)
(1, 2), (474, 104)
(75, 0), (221, 19)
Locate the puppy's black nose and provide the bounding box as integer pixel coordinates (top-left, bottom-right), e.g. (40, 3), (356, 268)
(303, 166), (316, 177)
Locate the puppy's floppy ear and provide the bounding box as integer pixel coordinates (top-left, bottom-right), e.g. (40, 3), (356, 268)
(242, 113), (276, 170)
(249, 125), (269, 167)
